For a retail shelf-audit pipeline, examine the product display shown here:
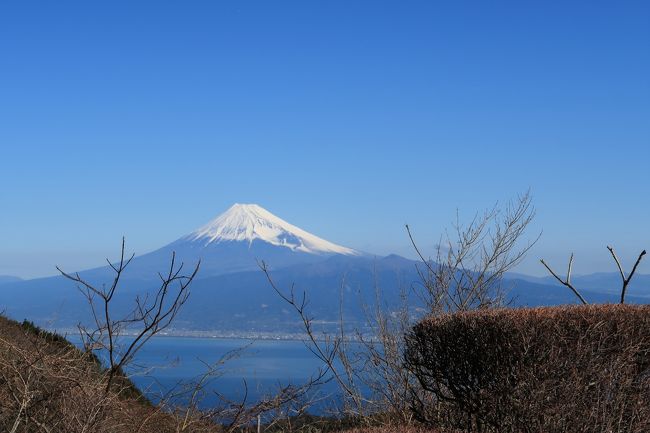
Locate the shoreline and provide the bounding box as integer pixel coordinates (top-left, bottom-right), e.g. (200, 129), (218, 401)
(49, 327), (367, 343)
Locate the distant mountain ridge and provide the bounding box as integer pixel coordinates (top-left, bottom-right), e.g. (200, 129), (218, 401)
(506, 271), (650, 296)
(12, 204), (363, 285)
(142, 203), (364, 278)
(0, 204), (648, 333)
(0, 203), (371, 329)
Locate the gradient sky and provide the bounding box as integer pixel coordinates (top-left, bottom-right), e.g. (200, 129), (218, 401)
(1, 1), (649, 278)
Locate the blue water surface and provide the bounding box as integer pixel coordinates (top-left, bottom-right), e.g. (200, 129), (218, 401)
(69, 335), (344, 412)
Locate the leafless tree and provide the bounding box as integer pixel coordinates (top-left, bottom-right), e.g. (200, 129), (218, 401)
(608, 246), (646, 304)
(407, 191), (537, 314)
(540, 254), (588, 304)
(57, 238), (200, 393)
(348, 279), (421, 425)
(541, 246), (646, 304)
(55, 238), (330, 431)
(263, 193), (538, 427)
(260, 262), (361, 414)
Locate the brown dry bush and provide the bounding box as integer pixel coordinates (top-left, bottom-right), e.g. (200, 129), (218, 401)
(341, 427), (459, 433)
(2, 239), (324, 433)
(263, 193), (537, 429)
(405, 304), (650, 433)
(0, 315), (219, 433)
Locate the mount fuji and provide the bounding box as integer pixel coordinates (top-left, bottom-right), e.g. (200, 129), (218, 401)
(0, 204), (390, 330)
(2, 204), (645, 333)
(189, 203), (358, 256)
(130, 203), (363, 279)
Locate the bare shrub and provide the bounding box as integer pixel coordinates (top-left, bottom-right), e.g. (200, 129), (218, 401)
(341, 427), (455, 433)
(264, 193), (537, 427)
(0, 315), (188, 433)
(405, 305), (650, 433)
(52, 239), (324, 432)
(57, 238), (200, 393)
(541, 246), (646, 305)
(407, 191), (537, 314)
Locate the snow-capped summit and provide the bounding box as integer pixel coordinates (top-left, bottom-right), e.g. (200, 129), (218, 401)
(188, 203), (359, 256)
(57, 203), (363, 281)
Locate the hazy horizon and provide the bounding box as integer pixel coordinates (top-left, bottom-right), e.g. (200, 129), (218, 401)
(2, 200), (648, 280)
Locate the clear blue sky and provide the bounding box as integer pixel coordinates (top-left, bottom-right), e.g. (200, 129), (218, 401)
(1, 1), (648, 278)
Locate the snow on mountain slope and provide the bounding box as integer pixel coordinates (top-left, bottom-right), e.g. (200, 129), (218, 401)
(187, 203), (360, 256)
(0, 204), (362, 288)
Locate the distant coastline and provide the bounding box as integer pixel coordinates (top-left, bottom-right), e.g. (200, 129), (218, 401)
(48, 327), (365, 342)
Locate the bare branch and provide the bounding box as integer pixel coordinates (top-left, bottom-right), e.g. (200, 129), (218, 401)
(410, 191), (538, 313)
(607, 246), (647, 304)
(540, 257), (588, 305)
(57, 238), (200, 394)
(259, 260), (371, 417)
